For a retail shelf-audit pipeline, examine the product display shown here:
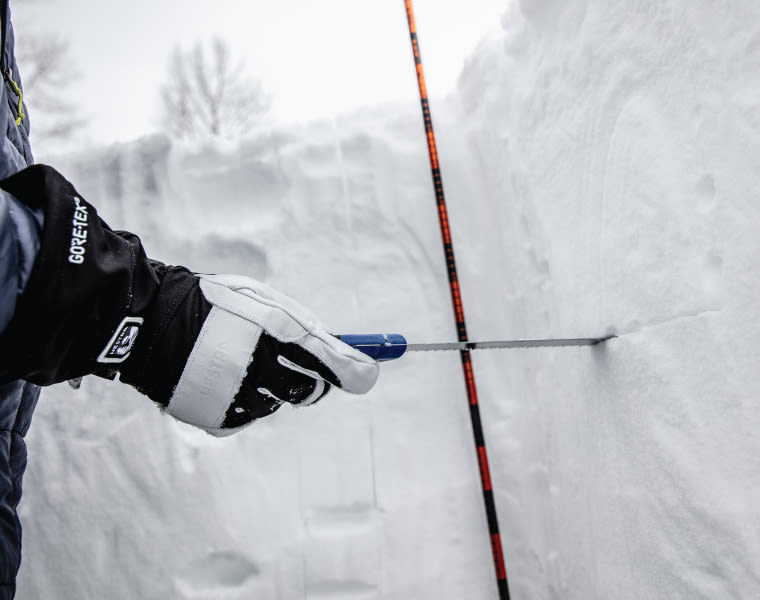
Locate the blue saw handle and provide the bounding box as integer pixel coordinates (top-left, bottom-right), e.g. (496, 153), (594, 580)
(338, 334), (407, 362)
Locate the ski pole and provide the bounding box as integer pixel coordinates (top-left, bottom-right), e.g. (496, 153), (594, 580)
(402, 0), (511, 595)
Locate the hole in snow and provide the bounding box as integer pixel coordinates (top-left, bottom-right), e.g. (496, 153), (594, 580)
(176, 551), (259, 591)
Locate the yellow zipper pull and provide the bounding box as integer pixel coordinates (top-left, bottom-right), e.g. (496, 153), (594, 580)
(3, 67), (24, 126)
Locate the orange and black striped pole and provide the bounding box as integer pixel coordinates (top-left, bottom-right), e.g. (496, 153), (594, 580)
(403, 2), (510, 599)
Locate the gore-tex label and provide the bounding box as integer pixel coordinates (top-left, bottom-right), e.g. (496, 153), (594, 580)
(97, 317), (144, 364)
(68, 196), (88, 265)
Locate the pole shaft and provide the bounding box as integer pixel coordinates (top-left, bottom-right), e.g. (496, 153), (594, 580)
(403, 3), (510, 598)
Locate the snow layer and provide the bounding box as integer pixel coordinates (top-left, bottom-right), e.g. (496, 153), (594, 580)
(16, 1), (760, 598)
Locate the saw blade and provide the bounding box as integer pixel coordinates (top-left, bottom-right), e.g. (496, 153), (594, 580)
(338, 334), (615, 361)
(405, 336), (615, 352)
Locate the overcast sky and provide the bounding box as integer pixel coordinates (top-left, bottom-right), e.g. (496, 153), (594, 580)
(12, 0), (505, 145)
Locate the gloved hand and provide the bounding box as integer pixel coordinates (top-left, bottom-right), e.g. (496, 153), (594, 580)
(0, 165), (379, 435)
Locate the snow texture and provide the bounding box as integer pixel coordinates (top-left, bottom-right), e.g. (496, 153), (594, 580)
(16, 1), (760, 598)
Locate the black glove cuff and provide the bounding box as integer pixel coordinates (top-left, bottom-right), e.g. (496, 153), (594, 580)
(119, 268), (211, 406)
(0, 165), (205, 390)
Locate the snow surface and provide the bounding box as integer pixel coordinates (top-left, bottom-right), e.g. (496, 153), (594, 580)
(16, 1), (760, 598)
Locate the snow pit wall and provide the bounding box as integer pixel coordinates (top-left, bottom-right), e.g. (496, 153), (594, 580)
(17, 1), (760, 599)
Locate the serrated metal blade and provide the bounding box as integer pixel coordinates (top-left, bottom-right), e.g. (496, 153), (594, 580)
(405, 336), (615, 352)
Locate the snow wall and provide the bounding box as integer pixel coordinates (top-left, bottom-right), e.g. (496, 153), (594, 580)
(17, 2), (760, 599)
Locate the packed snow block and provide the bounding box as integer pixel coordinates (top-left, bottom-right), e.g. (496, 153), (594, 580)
(173, 551), (263, 598)
(296, 401), (377, 509)
(301, 526), (380, 599)
(296, 410), (381, 592)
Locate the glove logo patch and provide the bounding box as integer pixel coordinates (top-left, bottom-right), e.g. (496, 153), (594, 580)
(68, 196), (89, 265)
(97, 317), (144, 364)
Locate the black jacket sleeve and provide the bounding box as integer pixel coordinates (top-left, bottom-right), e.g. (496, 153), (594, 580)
(0, 164), (209, 403)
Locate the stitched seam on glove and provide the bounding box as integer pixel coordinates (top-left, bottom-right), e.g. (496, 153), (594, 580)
(133, 274), (197, 385)
(125, 242), (136, 311)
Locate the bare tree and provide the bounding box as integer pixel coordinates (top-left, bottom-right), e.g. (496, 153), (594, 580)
(14, 32), (86, 142)
(160, 38), (270, 139)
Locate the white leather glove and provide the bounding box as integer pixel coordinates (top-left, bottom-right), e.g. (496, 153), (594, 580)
(165, 274), (379, 435)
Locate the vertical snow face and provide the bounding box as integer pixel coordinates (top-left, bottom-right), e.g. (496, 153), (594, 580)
(450, 1), (760, 599)
(14, 2), (760, 599)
